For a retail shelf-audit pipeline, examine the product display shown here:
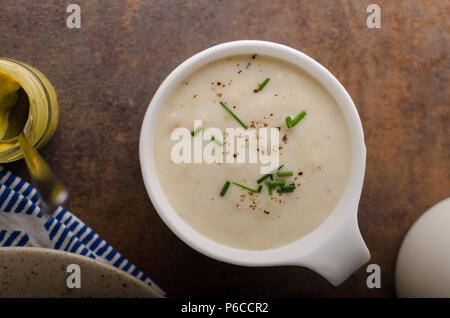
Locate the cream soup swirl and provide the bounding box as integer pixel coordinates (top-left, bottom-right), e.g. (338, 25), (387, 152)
(154, 55), (351, 250)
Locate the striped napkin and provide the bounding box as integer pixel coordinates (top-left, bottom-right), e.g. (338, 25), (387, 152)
(0, 166), (164, 296)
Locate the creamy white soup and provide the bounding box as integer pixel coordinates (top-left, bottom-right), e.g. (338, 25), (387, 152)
(154, 55), (351, 250)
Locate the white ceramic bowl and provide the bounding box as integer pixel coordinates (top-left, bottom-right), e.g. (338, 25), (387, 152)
(140, 40), (370, 286)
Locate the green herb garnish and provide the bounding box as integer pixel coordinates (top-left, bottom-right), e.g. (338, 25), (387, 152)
(277, 188), (294, 193)
(211, 135), (223, 146)
(220, 181), (231, 196)
(277, 184), (296, 193)
(285, 111), (306, 128)
(285, 116), (292, 128)
(191, 126), (202, 136)
(220, 101), (247, 129)
(258, 78), (270, 91)
(232, 182), (262, 193)
(257, 165), (296, 195)
(265, 180), (285, 187)
(271, 164), (285, 174)
(257, 173), (272, 184)
(277, 171), (293, 177)
(267, 184), (273, 196)
(257, 165), (284, 183)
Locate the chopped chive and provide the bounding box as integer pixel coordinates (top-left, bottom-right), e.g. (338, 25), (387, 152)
(267, 184), (273, 196)
(257, 165), (284, 184)
(277, 188), (295, 193)
(220, 101), (247, 129)
(280, 184), (295, 191)
(270, 164), (285, 174)
(277, 171), (293, 177)
(211, 135), (223, 146)
(265, 180), (285, 187)
(257, 173), (272, 184)
(285, 116), (292, 128)
(291, 111), (307, 126)
(286, 111), (306, 128)
(220, 181), (231, 196)
(232, 182), (262, 193)
(257, 78), (270, 91)
(191, 126), (202, 136)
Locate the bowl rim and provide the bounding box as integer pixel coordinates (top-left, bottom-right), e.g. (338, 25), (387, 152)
(0, 246), (163, 297)
(139, 40), (366, 266)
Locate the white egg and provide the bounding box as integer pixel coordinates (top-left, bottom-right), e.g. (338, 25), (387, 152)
(396, 198), (450, 297)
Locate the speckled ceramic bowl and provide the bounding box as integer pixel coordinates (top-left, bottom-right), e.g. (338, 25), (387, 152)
(0, 247), (162, 298)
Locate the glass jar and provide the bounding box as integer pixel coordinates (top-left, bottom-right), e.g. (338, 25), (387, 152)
(0, 58), (59, 162)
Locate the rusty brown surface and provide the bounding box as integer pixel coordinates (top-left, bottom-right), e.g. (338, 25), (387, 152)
(0, 0), (448, 297)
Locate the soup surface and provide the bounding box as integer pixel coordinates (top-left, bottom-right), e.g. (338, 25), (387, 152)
(154, 55), (351, 250)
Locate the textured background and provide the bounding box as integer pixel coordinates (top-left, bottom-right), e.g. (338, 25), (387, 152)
(0, 0), (448, 297)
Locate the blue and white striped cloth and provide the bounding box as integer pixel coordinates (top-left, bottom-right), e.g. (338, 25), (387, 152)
(0, 166), (164, 296)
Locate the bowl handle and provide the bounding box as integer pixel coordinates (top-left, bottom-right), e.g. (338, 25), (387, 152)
(298, 213), (370, 286)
